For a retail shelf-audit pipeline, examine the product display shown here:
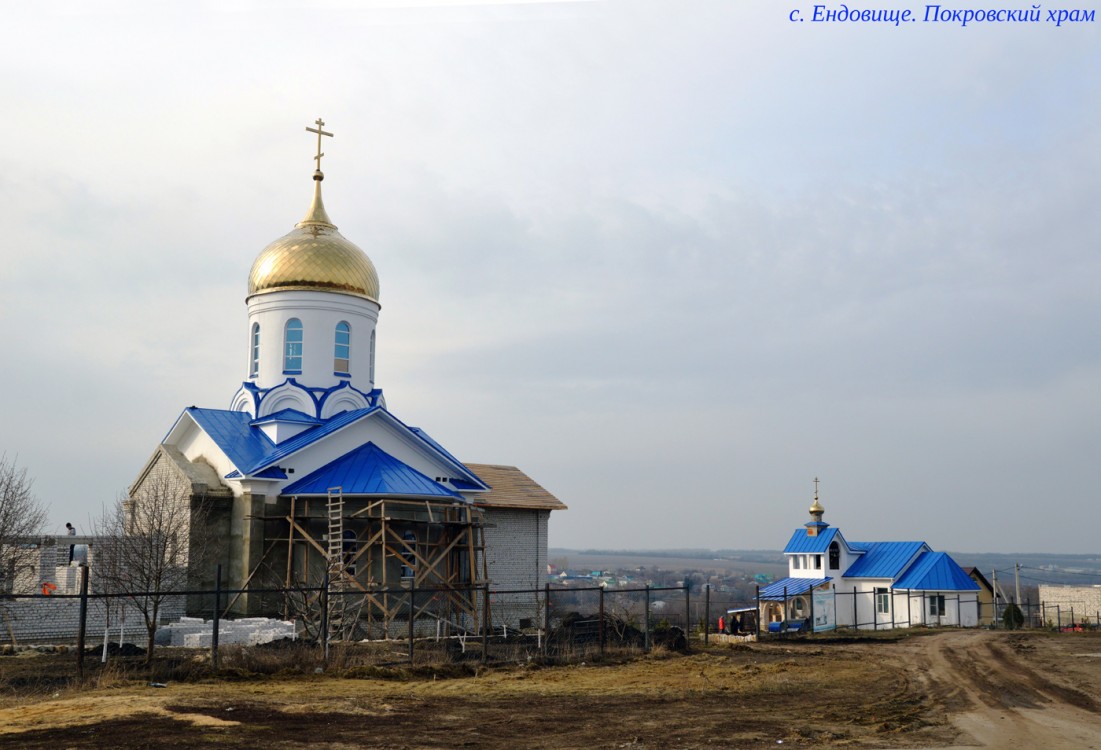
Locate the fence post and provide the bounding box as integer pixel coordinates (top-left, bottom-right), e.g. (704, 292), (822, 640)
(643, 585), (651, 652)
(408, 578), (416, 665)
(320, 572), (330, 662)
(704, 584), (710, 645)
(543, 583), (551, 657)
(76, 565), (89, 683)
(211, 564), (221, 671)
(755, 585), (760, 637)
(683, 585), (691, 652)
(482, 584), (490, 665)
(598, 585), (605, 657)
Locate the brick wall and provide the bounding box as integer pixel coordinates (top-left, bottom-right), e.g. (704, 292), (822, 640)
(0, 594), (185, 646)
(482, 508), (548, 628)
(1038, 585), (1101, 625)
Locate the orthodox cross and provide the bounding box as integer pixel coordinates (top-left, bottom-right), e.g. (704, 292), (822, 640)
(813, 476), (820, 501)
(306, 118), (334, 172)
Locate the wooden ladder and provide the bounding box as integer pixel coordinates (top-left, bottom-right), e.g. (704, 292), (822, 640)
(326, 487), (345, 642)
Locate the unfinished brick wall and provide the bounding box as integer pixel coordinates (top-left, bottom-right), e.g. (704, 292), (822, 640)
(482, 508), (549, 629)
(1038, 585), (1101, 625)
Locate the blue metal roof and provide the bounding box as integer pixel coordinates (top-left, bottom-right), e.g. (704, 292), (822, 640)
(843, 541), (927, 579)
(760, 577), (831, 600)
(894, 551), (980, 591)
(187, 407), (380, 476)
(187, 409), (276, 474)
(783, 526), (839, 554)
(282, 442), (462, 498)
(250, 409), (320, 426)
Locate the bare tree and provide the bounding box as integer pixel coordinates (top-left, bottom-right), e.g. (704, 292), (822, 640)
(93, 472), (212, 663)
(0, 455), (48, 594)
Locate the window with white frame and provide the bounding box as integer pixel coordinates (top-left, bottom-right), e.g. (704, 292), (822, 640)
(284, 318), (303, 372)
(814, 554), (823, 570)
(334, 321), (351, 374)
(929, 594), (946, 617)
(369, 330), (376, 382)
(792, 555), (802, 570)
(250, 323), (260, 378)
(875, 587), (890, 614)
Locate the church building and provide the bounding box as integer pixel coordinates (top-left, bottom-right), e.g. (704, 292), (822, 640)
(130, 121), (565, 636)
(759, 485), (980, 631)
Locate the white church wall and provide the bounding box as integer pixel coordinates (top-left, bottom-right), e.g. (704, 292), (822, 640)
(247, 290), (379, 392)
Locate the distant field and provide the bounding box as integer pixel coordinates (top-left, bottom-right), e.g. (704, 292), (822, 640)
(549, 549), (788, 579)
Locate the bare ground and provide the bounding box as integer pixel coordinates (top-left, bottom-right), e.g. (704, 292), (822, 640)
(0, 629), (1098, 749)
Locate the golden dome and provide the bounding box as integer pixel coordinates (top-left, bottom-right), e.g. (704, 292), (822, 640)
(248, 178), (379, 303)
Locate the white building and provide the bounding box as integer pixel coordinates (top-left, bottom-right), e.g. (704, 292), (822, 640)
(130, 122), (565, 633)
(760, 492), (980, 631)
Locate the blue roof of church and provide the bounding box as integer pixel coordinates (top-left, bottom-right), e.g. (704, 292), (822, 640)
(783, 526), (839, 554)
(250, 409), (321, 426)
(186, 406), (379, 475)
(759, 576), (831, 600)
(894, 551), (980, 591)
(843, 541), (927, 579)
(282, 442), (462, 498)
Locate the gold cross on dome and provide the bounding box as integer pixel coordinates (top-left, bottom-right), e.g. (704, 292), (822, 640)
(813, 476), (820, 501)
(306, 117), (334, 172)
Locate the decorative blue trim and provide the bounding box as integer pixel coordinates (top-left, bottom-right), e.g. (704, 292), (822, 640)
(282, 370), (303, 375)
(334, 372), (351, 378)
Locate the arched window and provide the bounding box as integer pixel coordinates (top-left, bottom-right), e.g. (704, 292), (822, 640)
(369, 330), (376, 383)
(828, 541), (840, 570)
(334, 321), (351, 375)
(249, 323), (260, 378)
(283, 318), (303, 373)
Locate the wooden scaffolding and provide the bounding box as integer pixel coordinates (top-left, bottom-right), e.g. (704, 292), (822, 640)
(244, 492), (489, 640)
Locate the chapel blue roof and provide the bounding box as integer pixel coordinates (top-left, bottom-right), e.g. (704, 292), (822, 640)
(282, 442), (462, 498)
(759, 576), (831, 600)
(843, 541), (927, 579)
(783, 526), (840, 554)
(893, 551), (980, 591)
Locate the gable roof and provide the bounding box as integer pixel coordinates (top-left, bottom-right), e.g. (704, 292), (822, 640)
(282, 442), (462, 499)
(783, 526), (841, 554)
(178, 406), (487, 489)
(759, 576), (831, 600)
(843, 541), (927, 579)
(895, 552), (981, 591)
(462, 464), (567, 511)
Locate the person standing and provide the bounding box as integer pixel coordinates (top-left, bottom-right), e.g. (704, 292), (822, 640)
(65, 522), (76, 565)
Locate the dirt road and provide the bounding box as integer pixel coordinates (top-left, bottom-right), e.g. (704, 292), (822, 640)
(893, 630), (1101, 748)
(0, 630), (1098, 748)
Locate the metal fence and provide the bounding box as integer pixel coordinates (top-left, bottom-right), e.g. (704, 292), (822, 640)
(0, 568), (698, 676)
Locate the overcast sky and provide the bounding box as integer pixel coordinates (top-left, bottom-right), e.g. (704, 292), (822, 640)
(2, 1), (1098, 554)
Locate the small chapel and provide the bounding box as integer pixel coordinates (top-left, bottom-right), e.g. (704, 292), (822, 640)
(758, 483), (980, 632)
(130, 121), (565, 636)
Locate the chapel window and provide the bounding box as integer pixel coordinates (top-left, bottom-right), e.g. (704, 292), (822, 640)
(250, 323), (260, 378)
(334, 321), (351, 375)
(792, 555), (802, 570)
(814, 554), (823, 570)
(875, 587), (890, 614)
(829, 541), (840, 570)
(284, 318), (303, 373)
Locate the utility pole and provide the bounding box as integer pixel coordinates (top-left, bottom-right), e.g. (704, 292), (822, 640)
(1015, 563), (1022, 606)
(991, 569), (998, 627)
